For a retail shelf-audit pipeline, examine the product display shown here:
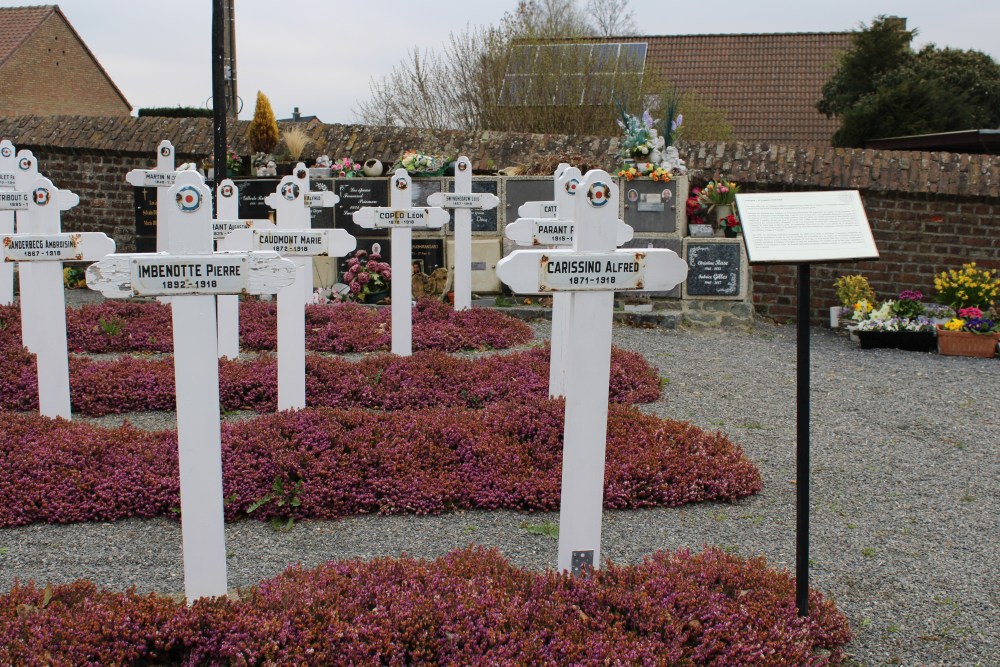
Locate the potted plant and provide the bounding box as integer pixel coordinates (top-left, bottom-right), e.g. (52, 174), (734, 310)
(853, 296), (937, 352)
(685, 187), (713, 237)
(696, 178), (739, 225)
(339, 249), (392, 304)
(937, 307), (1000, 357)
(280, 127), (312, 171)
(832, 275), (877, 328)
(721, 212), (741, 238)
(330, 157), (362, 178)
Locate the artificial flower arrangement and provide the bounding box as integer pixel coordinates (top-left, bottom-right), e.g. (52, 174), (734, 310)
(201, 148), (243, 174)
(697, 178), (739, 211)
(339, 249), (391, 302)
(617, 166), (672, 182)
(394, 149), (448, 176)
(686, 187), (708, 227)
(616, 106), (656, 160)
(721, 212), (741, 234)
(834, 275), (876, 319)
(933, 262), (1000, 310)
(941, 306), (999, 334)
(331, 157), (362, 178)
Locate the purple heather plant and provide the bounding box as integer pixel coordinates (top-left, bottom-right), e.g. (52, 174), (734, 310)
(0, 402), (761, 528)
(0, 346), (660, 416)
(0, 546), (851, 665)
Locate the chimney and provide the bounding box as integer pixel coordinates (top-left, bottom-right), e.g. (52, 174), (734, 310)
(292, 107), (301, 121)
(883, 16), (907, 31)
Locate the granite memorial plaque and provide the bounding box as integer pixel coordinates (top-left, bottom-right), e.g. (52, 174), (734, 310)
(685, 242), (741, 297)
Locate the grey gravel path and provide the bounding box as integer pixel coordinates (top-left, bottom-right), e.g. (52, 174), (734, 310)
(1, 316), (997, 667)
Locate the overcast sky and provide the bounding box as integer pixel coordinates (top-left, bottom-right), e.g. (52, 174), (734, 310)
(13, 1), (1000, 123)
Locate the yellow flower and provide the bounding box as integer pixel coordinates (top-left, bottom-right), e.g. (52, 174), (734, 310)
(944, 318), (965, 331)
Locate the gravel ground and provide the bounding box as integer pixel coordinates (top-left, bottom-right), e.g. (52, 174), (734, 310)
(1, 309), (998, 667)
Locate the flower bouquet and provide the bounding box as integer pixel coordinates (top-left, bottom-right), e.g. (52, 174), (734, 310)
(696, 179), (739, 212)
(339, 249), (392, 304)
(331, 157), (362, 178)
(394, 149), (448, 177)
(616, 106), (656, 161)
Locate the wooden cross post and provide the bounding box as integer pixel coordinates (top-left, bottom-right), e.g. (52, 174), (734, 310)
(496, 169), (688, 574)
(213, 178), (276, 360)
(125, 140), (179, 253)
(0, 140), (16, 305)
(86, 170), (296, 602)
(353, 169), (449, 356)
(237, 172), (342, 410)
(1, 178), (114, 418)
(505, 167), (633, 398)
(426, 156), (499, 311)
(10, 150), (40, 352)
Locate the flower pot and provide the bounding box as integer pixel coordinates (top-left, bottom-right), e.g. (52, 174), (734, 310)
(857, 331), (937, 352)
(936, 328), (1000, 357)
(363, 159), (383, 177)
(829, 306), (842, 328)
(364, 289), (389, 305)
(723, 226), (739, 238)
(714, 205), (733, 237)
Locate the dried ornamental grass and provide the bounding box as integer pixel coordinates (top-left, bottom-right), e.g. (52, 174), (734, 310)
(0, 402), (761, 528)
(0, 546), (851, 665)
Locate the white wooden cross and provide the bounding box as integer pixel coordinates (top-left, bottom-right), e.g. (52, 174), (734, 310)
(125, 140), (179, 252)
(219, 171), (344, 410)
(10, 149), (41, 352)
(87, 170), (296, 603)
(353, 169), (449, 356)
(505, 166), (633, 399)
(496, 169), (688, 575)
(426, 156), (499, 311)
(1, 177), (114, 419)
(0, 140), (16, 305)
(213, 178), (276, 360)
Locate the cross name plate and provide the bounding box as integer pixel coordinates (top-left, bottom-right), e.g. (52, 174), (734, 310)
(0, 173), (15, 188)
(352, 206), (449, 229)
(212, 219), (275, 241)
(518, 200), (559, 218)
(1, 232), (114, 261)
(506, 218), (634, 247)
(497, 247), (686, 294)
(0, 191), (29, 209)
(426, 191), (500, 209)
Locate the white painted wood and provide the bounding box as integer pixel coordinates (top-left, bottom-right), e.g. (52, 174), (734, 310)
(125, 140), (176, 252)
(495, 169), (689, 574)
(504, 218), (633, 247)
(215, 180), (242, 360)
(15, 176), (79, 419)
(13, 150), (40, 353)
(222, 227), (356, 257)
(0, 140), (17, 305)
(548, 165), (580, 400)
(390, 170), (413, 356)
(164, 169), (225, 602)
(262, 171), (346, 409)
(426, 157), (498, 311)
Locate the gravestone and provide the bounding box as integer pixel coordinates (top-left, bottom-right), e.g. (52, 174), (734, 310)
(12, 149), (41, 353)
(221, 171), (343, 410)
(0, 140), (16, 304)
(213, 179), (276, 359)
(87, 170), (296, 602)
(125, 140), (180, 252)
(427, 156), (499, 311)
(622, 178), (679, 233)
(353, 169), (449, 355)
(496, 169), (688, 574)
(1, 177), (114, 418)
(684, 241), (743, 297)
(447, 178), (499, 233)
(335, 178), (388, 237)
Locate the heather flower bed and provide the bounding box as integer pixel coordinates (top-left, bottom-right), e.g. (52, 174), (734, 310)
(0, 546), (851, 665)
(0, 401), (761, 528)
(0, 346), (660, 416)
(0, 298), (534, 354)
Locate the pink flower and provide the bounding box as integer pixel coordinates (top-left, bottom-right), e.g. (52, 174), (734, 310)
(357, 272), (370, 284)
(959, 306), (983, 319)
(349, 282), (362, 294)
(381, 269), (392, 280)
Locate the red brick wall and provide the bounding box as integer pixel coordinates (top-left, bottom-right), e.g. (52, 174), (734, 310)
(1, 116), (997, 324)
(0, 14), (130, 117)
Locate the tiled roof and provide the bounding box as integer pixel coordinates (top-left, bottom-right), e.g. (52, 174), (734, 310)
(0, 4), (54, 66)
(592, 32), (854, 147)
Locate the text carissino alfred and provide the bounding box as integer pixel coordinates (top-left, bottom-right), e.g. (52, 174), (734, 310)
(545, 258), (640, 274)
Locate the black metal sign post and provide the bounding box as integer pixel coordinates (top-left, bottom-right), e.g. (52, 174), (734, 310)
(796, 263), (811, 616)
(211, 0), (226, 217)
(735, 190), (879, 619)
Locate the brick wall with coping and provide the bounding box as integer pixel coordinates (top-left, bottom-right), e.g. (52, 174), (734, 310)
(1, 115), (997, 323)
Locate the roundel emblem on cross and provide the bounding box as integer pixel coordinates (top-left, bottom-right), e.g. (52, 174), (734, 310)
(394, 177), (408, 191)
(220, 184), (234, 198)
(1, 146), (12, 158)
(33, 187), (50, 206)
(281, 182), (300, 201)
(176, 185), (202, 212)
(586, 182), (610, 207)
(565, 178), (580, 195)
